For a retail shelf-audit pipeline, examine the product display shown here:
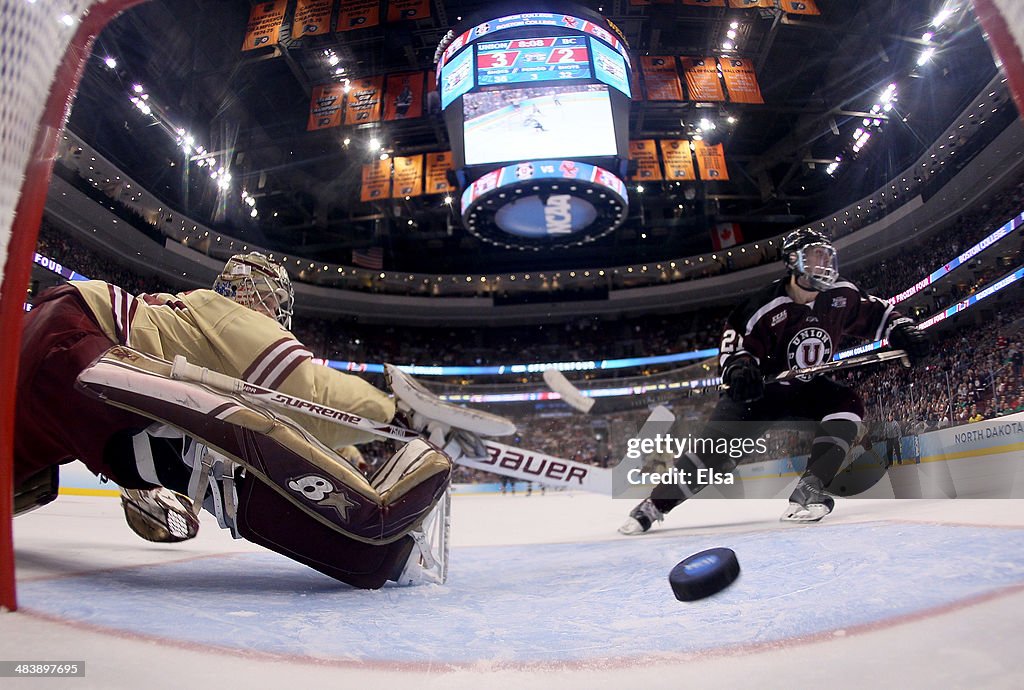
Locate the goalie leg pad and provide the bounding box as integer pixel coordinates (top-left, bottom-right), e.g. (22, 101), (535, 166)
(13, 466), (60, 517)
(234, 474), (417, 589)
(77, 346), (451, 544)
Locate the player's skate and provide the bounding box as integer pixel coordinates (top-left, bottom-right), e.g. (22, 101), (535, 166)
(394, 486), (450, 585)
(385, 363), (516, 460)
(121, 486), (200, 543)
(618, 498), (664, 535)
(781, 475), (835, 522)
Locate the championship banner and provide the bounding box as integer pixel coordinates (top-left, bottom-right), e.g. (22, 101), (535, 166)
(307, 83), (346, 131)
(361, 158), (391, 202)
(694, 141), (729, 180)
(682, 0), (726, 6)
(383, 72), (424, 121)
(629, 139), (663, 181)
(386, 0), (430, 22)
(728, 0), (775, 7)
(681, 57), (725, 102)
(424, 151), (453, 194)
(719, 57), (764, 104)
(780, 0), (821, 15)
(344, 76), (384, 125)
(640, 56), (683, 101)
(292, 0), (333, 38)
(338, 0), (380, 31)
(391, 155), (423, 198)
(241, 1), (287, 51)
(659, 140), (697, 181)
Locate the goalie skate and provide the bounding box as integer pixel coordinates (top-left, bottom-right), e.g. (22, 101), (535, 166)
(121, 486), (200, 543)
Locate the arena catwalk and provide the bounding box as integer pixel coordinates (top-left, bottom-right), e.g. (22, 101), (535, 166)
(4, 475), (1024, 688)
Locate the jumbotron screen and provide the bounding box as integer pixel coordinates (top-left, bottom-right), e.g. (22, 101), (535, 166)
(475, 35), (592, 86)
(462, 84), (617, 166)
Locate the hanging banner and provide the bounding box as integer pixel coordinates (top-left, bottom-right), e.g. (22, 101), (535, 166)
(383, 72), (424, 121)
(640, 56), (683, 101)
(338, 0), (380, 31)
(361, 159), (391, 202)
(694, 141), (729, 180)
(630, 140), (663, 181)
(719, 57), (764, 104)
(387, 0), (430, 22)
(425, 151), (453, 194)
(681, 57), (725, 102)
(659, 140), (697, 181)
(682, 0), (726, 6)
(344, 76), (385, 125)
(780, 0), (821, 15)
(729, 0), (775, 7)
(292, 0), (333, 38)
(307, 83), (346, 131)
(391, 155), (424, 198)
(242, 1), (287, 51)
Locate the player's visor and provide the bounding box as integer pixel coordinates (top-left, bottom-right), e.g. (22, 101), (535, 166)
(795, 243), (838, 291)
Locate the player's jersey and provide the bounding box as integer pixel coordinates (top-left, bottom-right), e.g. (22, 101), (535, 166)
(70, 281), (394, 448)
(717, 277), (899, 381)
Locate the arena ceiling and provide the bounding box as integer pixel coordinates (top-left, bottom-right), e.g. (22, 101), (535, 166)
(66, 0), (999, 275)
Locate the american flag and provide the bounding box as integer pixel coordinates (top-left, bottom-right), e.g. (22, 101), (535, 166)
(351, 246), (384, 270)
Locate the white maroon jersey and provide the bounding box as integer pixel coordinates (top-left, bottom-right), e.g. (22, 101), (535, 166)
(718, 278), (899, 381)
(70, 281), (394, 448)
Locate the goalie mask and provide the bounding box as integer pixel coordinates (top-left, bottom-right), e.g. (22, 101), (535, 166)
(782, 229), (839, 292)
(213, 252), (294, 329)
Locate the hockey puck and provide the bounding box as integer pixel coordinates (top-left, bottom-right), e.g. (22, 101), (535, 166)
(669, 547), (740, 601)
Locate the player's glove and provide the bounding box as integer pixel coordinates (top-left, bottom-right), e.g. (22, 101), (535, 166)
(723, 356), (764, 403)
(887, 318), (930, 364)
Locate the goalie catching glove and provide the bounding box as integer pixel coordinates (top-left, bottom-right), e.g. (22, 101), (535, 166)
(887, 318), (930, 364)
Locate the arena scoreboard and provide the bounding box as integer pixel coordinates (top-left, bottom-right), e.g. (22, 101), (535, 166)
(436, 4), (633, 249)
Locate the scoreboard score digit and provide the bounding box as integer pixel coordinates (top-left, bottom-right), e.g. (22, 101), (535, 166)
(476, 35), (592, 86)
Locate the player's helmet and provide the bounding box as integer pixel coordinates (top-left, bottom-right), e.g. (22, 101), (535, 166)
(781, 229), (838, 291)
(212, 252), (294, 329)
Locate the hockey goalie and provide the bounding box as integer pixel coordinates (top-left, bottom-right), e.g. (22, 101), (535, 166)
(12, 252), (507, 588)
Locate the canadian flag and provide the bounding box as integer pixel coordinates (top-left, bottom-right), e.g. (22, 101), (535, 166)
(711, 222), (743, 250)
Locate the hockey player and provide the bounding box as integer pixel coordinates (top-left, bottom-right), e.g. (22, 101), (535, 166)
(619, 229), (930, 534)
(12, 252), (473, 587)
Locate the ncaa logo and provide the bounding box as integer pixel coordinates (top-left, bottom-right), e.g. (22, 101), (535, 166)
(787, 327), (833, 377)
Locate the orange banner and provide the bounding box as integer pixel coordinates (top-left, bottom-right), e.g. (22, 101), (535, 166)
(338, 0), (380, 31)
(681, 57), (725, 102)
(659, 140), (697, 181)
(424, 152), (453, 194)
(383, 72), (424, 121)
(630, 140), (663, 181)
(391, 155), (423, 198)
(292, 0), (333, 38)
(344, 76), (384, 125)
(387, 0), (430, 22)
(361, 159), (391, 202)
(780, 0), (821, 15)
(640, 56), (683, 101)
(694, 141), (729, 181)
(719, 57), (764, 104)
(307, 83), (346, 131)
(728, 0), (775, 7)
(242, 1), (287, 51)
(682, 0), (725, 6)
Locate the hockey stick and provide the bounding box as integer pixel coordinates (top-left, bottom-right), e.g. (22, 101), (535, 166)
(169, 356), (422, 443)
(684, 348), (910, 396)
